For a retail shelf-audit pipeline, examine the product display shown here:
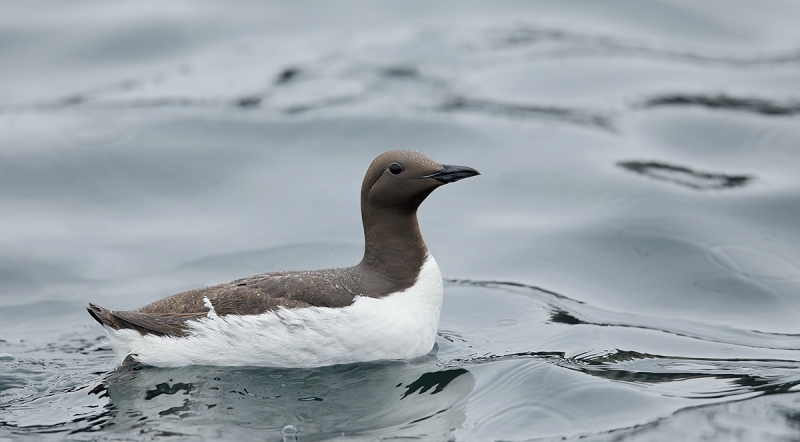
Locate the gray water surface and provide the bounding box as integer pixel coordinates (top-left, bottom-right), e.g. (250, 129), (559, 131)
(2, 1), (800, 440)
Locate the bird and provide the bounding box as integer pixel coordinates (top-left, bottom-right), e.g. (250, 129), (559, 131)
(87, 150), (480, 367)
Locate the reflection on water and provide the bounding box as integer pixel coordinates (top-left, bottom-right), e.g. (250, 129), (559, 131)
(87, 360), (474, 440)
(618, 161), (752, 190)
(3, 279), (800, 440)
(1, 355), (475, 440)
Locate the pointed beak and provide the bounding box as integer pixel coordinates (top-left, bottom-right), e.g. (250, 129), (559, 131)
(420, 164), (481, 184)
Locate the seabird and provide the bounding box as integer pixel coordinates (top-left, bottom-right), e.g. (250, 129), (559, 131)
(87, 150), (479, 367)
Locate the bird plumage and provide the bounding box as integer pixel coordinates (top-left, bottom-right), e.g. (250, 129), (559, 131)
(87, 150), (479, 367)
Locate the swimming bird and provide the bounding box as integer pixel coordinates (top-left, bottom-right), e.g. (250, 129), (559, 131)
(87, 150), (479, 367)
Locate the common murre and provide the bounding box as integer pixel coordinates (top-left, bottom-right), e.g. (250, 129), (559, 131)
(87, 150), (479, 367)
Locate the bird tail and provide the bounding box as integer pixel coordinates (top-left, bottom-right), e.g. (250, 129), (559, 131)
(87, 303), (120, 329)
(87, 302), (199, 337)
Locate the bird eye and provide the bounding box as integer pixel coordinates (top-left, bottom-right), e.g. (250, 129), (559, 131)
(388, 163), (403, 175)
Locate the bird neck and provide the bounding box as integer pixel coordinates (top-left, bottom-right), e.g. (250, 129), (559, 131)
(358, 205), (429, 282)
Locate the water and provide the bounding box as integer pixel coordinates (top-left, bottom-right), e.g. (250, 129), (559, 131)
(2, 1), (800, 440)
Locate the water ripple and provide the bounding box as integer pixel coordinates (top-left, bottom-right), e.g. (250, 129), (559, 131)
(445, 279), (800, 352)
(563, 349), (800, 399)
(486, 24), (800, 67)
(642, 94), (800, 116)
(439, 96), (616, 130)
(617, 161), (753, 190)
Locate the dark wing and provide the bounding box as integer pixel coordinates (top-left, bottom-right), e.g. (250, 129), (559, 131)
(136, 268), (364, 315)
(88, 268), (363, 337)
(87, 303), (204, 337)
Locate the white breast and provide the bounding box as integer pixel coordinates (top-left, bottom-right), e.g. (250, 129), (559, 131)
(103, 255), (444, 367)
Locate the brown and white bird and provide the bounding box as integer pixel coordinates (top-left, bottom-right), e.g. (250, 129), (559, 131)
(87, 150), (479, 367)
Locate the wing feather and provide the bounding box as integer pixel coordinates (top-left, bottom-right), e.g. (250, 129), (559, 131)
(88, 303), (204, 337)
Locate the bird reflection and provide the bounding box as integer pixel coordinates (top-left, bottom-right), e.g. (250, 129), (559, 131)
(87, 358), (475, 440)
